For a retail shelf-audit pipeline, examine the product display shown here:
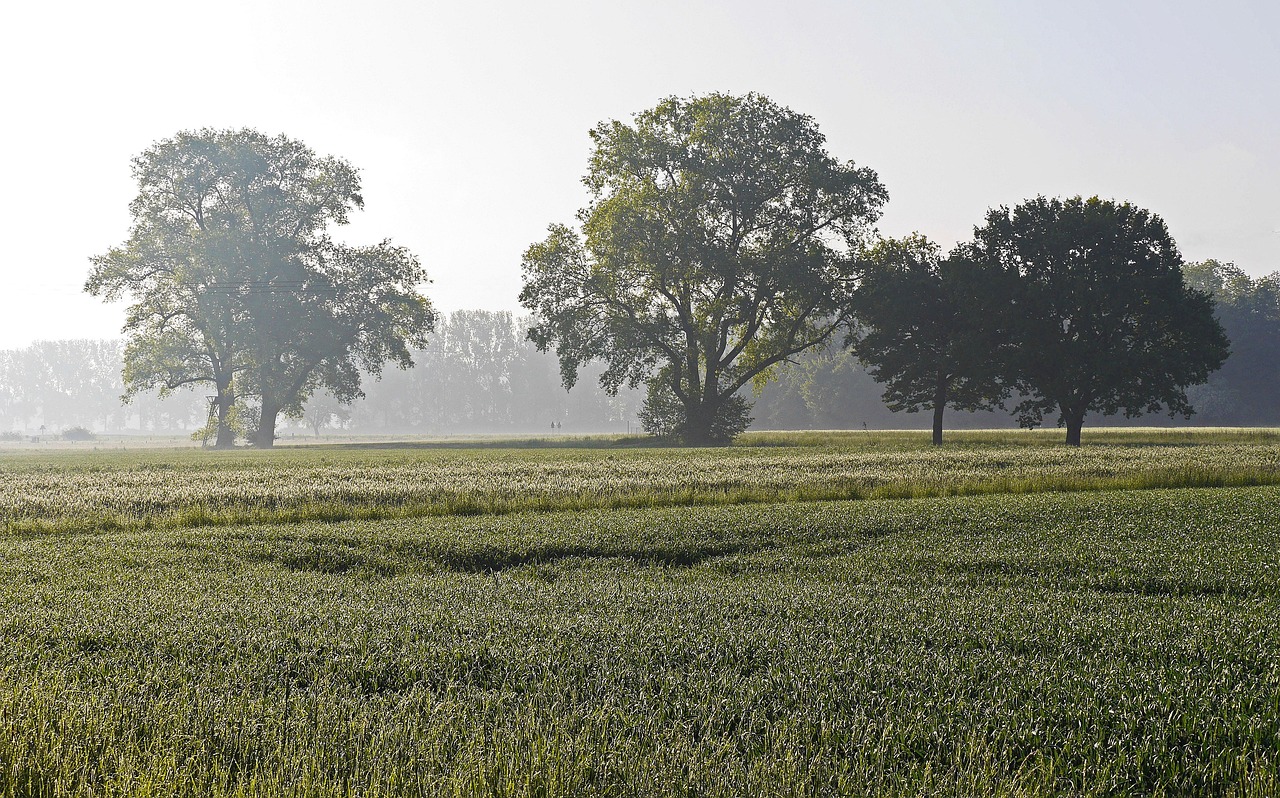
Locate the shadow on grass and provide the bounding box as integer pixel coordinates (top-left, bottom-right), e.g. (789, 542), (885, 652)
(242, 538), (790, 577)
(276, 435), (659, 451)
(901, 555), (1276, 599)
(1087, 579), (1269, 600)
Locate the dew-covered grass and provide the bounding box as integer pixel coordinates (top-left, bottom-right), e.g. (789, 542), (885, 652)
(737, 425), (1280, 448)
(2, 431), (1278, 795)
(4, 432), (1280, 534)
(0, 486), (1277, 796)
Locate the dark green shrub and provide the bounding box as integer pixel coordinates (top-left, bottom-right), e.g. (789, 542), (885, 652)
(61, 426), (96, 442)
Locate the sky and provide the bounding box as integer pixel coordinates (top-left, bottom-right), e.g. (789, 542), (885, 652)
(2, 0), (1277, 350)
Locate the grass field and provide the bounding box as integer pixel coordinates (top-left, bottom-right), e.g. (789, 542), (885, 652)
(5, 430), (1280, 535)
(1, 430), (1278, 795)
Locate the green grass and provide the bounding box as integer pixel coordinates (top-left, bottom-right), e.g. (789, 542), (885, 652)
(737, 426), (1280, 448)
(2, 430), (1278, 795)
(5, 435), (1280, 533)
(5, 426), (1276, 455)
(0, 487), (1277, 795)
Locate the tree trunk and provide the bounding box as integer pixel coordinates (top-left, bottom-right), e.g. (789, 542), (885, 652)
(1064, 410), (1085, 447)
(681, 429), (715, 446)
(255, 400), (279, 448)
(931, 372), (948, 447)
(678, 396), (722, 447)
(214, 385), (236, 449)
(680, 408), (716, 446)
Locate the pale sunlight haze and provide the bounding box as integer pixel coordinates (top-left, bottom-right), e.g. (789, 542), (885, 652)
(1, 0), (1276, 348)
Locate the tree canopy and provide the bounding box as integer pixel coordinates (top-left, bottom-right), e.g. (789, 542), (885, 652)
(86, 128), (435, 446)
(519, 92), (887, 444)
(965, 196), (1228, 445)
(846, 235), (1006, 445)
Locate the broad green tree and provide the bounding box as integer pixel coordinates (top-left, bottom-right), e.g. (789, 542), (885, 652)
(519, 92), (887, 445)
(847, 235), (1007, 445)
(87, 129), (434, 447)
(967, 196), (1228, 445)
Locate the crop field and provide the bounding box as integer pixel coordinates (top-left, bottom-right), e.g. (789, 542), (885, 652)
(1, 431), (1278, 796)
(5, 430), (1280, 535)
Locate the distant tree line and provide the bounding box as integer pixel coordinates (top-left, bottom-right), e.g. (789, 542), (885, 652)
(0, 340), (203, 436)
(1179, 261), (1280, 424)
(0, 312), (642, 439)
(5, 268), (1279, 439)
(334, 311), (642, 434)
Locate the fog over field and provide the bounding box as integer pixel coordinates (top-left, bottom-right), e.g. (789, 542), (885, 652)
(2, 1), (1277, 350)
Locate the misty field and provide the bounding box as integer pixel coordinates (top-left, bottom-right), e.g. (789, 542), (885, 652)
(1, 432), (1278, 796)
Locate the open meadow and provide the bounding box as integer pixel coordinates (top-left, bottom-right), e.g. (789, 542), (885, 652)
(0, 430), (1277, 796)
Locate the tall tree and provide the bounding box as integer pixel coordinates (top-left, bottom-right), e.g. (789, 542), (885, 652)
(87, 129), (434, 447)
(967, 196), (1228, 445)
(519, 92), (887, 445)
(846, 235), (1007, 445)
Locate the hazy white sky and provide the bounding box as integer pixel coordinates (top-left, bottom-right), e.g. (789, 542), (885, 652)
(2, 0), (1277, 349)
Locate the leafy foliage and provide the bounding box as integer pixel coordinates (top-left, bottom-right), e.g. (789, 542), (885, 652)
(638, 368), (752, 441)
(297, 390), (352, 437)
(847, 236), (1007, 444)
(85, 129), (435, 447)
(59, 426), (95, 441)
(521, 93), (887, 445)
(966, 196), (1230, 444)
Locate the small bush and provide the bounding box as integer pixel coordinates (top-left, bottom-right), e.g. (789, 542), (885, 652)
(61, 426), (96, 442)
(640, 379), (752, 445)
(0, 431), (21, 442)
